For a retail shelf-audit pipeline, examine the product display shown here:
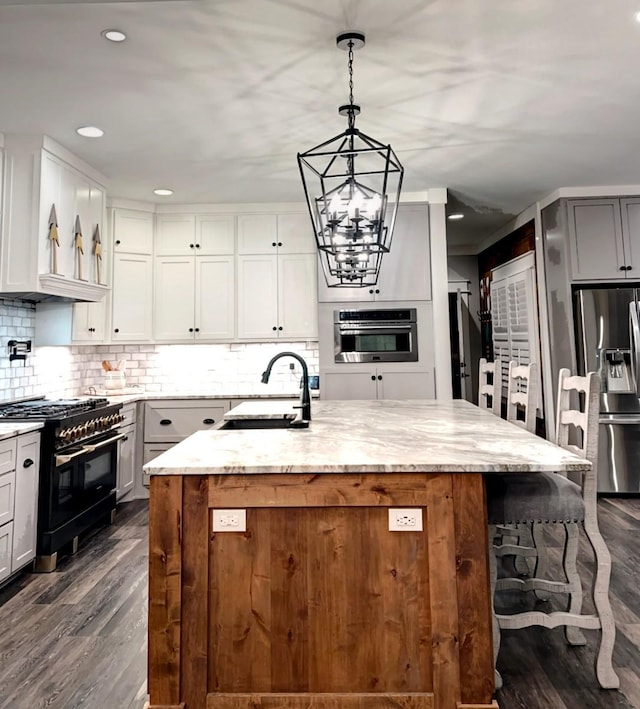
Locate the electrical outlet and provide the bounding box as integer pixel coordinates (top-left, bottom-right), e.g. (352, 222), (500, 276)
(212, 509), (246, 532)
(388, 508), (423, 532)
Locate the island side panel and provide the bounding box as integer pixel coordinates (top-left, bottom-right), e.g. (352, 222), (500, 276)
(148, 475), (183, 706)
(425, 474), (462, 708)
(181, 476), (210, 709)
(453, 474), (495, 704)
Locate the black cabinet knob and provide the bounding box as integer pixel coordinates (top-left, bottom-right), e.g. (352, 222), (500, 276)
(189, 327), (194, 332)
(620, 266), (626, 271)
(160, 419), (172, 426)
(272, 242), (277, 247)
(627, 265), (633, 271)
(195, 243), (201, 248)
(377, 375), (382, 380)
(114, 328), (119, 333)
(371, 375), (376, 381)
(203, 418), (215, 425)
(190, 243), (194, 248)
(273, 326), (277, 331)
(375, 289), (380, 294)
(369, 289), (374, 294)
(23, 458), (34, 468)
(278, 326), (283, 331)
(115, 239), (121, 245)
(277, 241), (282, 247)
(123, 436), (129, 442)
(195, 327), (200, 332)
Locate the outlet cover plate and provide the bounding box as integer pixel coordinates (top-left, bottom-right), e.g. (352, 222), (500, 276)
(388, 508), (423, 532)
(212, 508), (247, 532)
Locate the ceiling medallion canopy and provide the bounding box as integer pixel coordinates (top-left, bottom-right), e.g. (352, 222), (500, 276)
(297, 31), (404, 287)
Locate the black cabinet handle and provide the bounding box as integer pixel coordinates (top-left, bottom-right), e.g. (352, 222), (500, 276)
(272, 242), (277, 247)
(278, 326), (283, 331)
(203, 418), (215, 425)
(190, 243), (194, 248)
(195, 244), (201, 248)
(273, 326), (277, 331)
(371, 375), (376, 381)
(375, 289), (380, 294)
(195, 327), (200, 332)
(115, 239), (121, 245)
(114, 328), (119, 333)
(160, 419), (172, 426)
(277, 241), (282, 247)
(620, 266), (626, 271)
(122, 436), (129, 442)
(377, 375), (382, 380)
(23, 458), (34, 468)
(189, 328), (194, 332)
(369, 289), (374, 294)
(627, 265), (633, 271)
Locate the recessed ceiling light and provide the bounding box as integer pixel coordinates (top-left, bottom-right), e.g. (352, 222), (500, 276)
(76, 126), (104, 138)
(153, 188), (174, 196)
(447, 213), (464, 221)
(102, 29), (127, 42)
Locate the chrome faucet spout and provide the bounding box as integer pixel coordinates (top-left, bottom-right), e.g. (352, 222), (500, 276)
(261, 351), (311, 422)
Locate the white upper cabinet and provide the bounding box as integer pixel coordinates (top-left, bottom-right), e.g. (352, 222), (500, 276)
(317, 203), (431, 302)
(155, 214), (235, 256)
(0, 135), (109, 301)
(114, 209), (154, 254)
(111, 252), (153, 341)
(236, 211), (317, 340)
(568, 198), (640, 281)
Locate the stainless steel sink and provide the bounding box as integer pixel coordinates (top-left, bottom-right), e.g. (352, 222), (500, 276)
(218, 418), (308, 430)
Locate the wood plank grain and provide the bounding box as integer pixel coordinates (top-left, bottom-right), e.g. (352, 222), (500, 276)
(457, 703), (499, 709)
(208, 474), (432, 508)
(452, 474), (494, 704)
(206, 693), (435, 708)
(180, 476), (209, 709)
(209, 508), (272, 692)
(426, 474), (461, 709)
(148, 476), (183, 705)
(145, 703), (185, 709)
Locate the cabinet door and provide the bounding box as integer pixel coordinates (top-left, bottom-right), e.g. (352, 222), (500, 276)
(237, 255), (279, 338)
(195, 256), (235, 339)
(144, 401), (227, 442)
(277, 213), (315, 254)
(317, 204), (430, 302)
(72, 300), (106, 343)
(142, 443), (174, 487)
(12, 432), (40, 571)
(197, 215), (235, 255)
(377, 368), (435, 399)
(237, 214), (278, 254)
(0, 522), (13, 583)
(568, 199), (626, 281)
(278, 253), (318, 338)
(376, 205), (431, 301)
(322, 371), (377, 400)
(154, 256), (196, 340)
(113, 209), (153, 254)
(0, 468), (16, 527)
(112, 254), (153, 341)
(155, 214), (196, 256)
(117, 423), (136, 500)
(620, 199), (640, 278)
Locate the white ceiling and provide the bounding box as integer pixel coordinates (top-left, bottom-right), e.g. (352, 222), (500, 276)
(2, 0), (640, 251)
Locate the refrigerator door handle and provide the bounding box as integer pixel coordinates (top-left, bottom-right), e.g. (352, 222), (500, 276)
(630, 298), (640, 397)
(600, 415), (640, 424)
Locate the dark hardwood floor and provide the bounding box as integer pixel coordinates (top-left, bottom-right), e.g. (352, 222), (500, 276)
(0, 497), (638, 708)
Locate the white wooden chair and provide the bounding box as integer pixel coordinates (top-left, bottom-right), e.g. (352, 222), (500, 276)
(479, 357), (501, 415)
(506, 360), (537, 433)
(486, 368), (619, 689)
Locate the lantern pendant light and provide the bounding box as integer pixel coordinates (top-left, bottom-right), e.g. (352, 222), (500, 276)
(297, 31), (404, 287)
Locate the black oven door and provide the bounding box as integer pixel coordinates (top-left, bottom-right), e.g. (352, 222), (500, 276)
(335, 324), (418, 362)
(50, 432), (124, 530)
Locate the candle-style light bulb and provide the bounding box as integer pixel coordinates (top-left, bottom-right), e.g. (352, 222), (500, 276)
(329, 193), (342, 221)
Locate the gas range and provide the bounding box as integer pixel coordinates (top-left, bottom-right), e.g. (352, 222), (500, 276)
(0, 397), (124, 449)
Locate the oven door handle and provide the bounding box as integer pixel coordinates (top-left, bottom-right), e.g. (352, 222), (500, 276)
(340, 324), (414, 333)
(82, 432), (126, 454)
(55, 433), (126, 466)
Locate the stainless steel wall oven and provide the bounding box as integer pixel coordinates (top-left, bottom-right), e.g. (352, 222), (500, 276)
(334, 308), (418, 363)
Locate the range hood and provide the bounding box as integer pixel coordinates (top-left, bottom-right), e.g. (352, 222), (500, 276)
(5, 275), (109, 303)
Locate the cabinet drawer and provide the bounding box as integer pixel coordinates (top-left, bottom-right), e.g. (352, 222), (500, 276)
(0, 470), (16, 527)
(144, 401), (227, 442)
(0, 521), (13, 583)
(120, 403), (137, 427)
(0, 439), (17, 476)
(142, 443), (176, 487)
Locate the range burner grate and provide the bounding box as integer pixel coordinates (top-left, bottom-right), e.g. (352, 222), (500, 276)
(0, 398), (110, 420)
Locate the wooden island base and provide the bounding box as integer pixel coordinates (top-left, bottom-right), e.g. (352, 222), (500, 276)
(148, 472), (497, 709)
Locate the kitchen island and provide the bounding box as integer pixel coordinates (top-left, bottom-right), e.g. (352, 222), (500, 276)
(144, 400), (589, 709)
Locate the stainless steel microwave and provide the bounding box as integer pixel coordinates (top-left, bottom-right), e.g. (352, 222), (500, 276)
(334, 308), (418, 363)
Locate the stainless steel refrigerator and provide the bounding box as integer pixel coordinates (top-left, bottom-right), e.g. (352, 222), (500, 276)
(574, 286), (640, 493)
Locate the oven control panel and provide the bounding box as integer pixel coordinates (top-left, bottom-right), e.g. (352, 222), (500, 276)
(56, 413), (125, 445)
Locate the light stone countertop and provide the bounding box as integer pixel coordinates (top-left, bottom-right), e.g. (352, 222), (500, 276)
(144, 399), (589, 476)
(0, 421), (45, 441)
(99, 391), (319, 406)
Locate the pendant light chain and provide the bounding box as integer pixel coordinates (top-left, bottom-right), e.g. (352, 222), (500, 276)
(347, 40), (355, 130)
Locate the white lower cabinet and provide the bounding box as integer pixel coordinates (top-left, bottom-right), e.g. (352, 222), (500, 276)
(12, 432), (40, 571)
(117, 424), (137, 500)
(0, 522), (13, 583)
(322, 367), (435, 400)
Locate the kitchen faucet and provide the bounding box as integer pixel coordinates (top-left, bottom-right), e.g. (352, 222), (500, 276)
(261, 352), (311, 425)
